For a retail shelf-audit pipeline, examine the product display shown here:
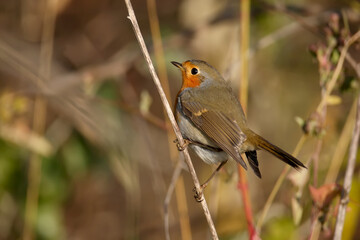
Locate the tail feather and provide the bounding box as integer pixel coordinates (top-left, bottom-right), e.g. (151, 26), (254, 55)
(255, 134), (306, 169)
(245, 151), (262, 178)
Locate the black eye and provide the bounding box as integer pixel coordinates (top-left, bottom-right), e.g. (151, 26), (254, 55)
(191, 68), (198, 75)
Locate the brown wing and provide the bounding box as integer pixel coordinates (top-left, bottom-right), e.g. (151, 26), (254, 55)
(180, 100), (248, 169)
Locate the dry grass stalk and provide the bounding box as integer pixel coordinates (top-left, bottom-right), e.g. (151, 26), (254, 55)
(146, 1), (192, 239)
(23, 0), (57, 239)
(333, 94), (360, 239)
(257, 29), (360, 234)
(238, 0), (259, 239)
(124, 0), (219, 239)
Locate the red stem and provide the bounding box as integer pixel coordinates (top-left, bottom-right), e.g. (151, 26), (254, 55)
(237, 165), (258, 240)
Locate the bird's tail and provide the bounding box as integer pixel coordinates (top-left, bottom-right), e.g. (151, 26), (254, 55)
(254, 133), (306, 169)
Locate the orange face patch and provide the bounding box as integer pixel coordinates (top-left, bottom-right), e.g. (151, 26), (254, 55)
(180, 61), (201, 90)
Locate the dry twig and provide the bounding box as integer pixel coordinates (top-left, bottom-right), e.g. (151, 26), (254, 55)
(309, 30), (360, 240)
(164, 160), (184, 240)
(146, 1), (192, 238)
(124, 0), (218, 239)
(23, 1), (56, 239)
(333, 93), (360, 239)
(332, 36), (360, 240)
(238, 0), (259, 239)
(257, 29), (360, 233)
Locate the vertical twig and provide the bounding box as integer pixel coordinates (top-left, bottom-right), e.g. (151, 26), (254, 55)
(164, 160), (183, 240)
(238, 0), (258, 239)
(316, 30), (360, 113)
(257, 29), (360, 233)
(124, 1), (219, 239)
(325, 53), (360, 184)
(256, 135), (306, 231)
(240, 0), (250, 111)
(309, 31), (360, 240)
(146, 1), (192, 239)
(333, 93), (360, 239)
(325, 99), (357, 184)
(146, 0), (170, 102)
(174, 175), (192, 240)
(313, 86), (327, 187)
(23, 0), (56, 240)
(23, 101), (46, 240)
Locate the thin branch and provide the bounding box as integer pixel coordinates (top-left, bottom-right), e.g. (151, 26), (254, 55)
(124, 0), (218, 239)
(23, 0), (56, 240)
(240, 0), (250, 111)
(146, 1), (192, 239)
(333, 93), (360, 239)
(316, 30), (360, 113)
(238, 0), (259, 239)
(146, 0), (171, 102)
(326, 104), (356, 181)
(332, 32), (360, 240)
(256, 135), (307, 231)
(257, 29), (360, 233)
(345, 53), (360, 78)
(323, 50), (360, 184)
(312, 83), (328, 187)
(23, 1), (56, 239)
(164, 160), (184, 240)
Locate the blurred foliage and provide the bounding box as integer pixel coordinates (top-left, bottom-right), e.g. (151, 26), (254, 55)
(264, 216), (299, 240)
(0, 0), (359, 239)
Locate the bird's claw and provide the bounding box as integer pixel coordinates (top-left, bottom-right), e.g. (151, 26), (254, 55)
(193, 186), (204, 202)
(173, 138), (190, 151)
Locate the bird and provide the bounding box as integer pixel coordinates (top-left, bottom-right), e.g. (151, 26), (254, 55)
(172, 59), (306, 189)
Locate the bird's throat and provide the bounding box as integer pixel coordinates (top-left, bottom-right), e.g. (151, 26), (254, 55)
(181, 74), (201, 90)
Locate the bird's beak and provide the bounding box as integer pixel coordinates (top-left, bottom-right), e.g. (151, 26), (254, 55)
(171, 61), (184, 70)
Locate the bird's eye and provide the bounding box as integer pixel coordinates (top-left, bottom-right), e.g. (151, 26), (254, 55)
(191, 68), (198, 75)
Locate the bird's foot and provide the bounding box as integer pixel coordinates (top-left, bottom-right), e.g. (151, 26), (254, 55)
(192, 185), (206, 202)
(173, 138), (191, 151)
(193, 187), (204, 202)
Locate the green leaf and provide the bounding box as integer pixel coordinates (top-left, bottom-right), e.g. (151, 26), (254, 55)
(139, 90), (152, 114)
(326, 95), (342, 105)
(291, 197), (303, 225)
(294, 116), (305, 128)
(330, 49), (340, 64)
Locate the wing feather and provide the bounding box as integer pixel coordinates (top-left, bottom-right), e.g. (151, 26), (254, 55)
(181, 100), (247, 169)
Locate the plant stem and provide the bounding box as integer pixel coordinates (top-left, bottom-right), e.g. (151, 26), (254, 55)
(124, 1), (218, 239)
(23, 1), (56, 239)
(256, 135), (306, 231)
(146, 1), (192, 239)
(333, 83), (360, 240)
(257, 29), (360, 233)
(239, 0), (258, 239)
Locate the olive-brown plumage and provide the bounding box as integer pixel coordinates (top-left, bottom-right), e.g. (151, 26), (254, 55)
(172, 60), (305, 178)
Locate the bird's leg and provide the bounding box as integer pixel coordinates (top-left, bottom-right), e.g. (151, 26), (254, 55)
(193, 160), (227, 202)
(173, 138), (192, 151)
(201, 160), (227, 189)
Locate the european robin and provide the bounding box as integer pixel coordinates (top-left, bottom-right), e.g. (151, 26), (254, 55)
(172, 60), (306, 188)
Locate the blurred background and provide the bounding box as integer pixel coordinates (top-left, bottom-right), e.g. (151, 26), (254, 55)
(0, 0), (360, 239)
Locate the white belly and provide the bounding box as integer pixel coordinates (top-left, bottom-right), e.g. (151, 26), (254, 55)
(191, 145), (228, 164)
